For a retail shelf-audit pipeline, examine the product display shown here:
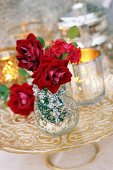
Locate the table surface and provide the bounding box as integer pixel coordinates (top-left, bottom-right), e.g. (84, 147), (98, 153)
(1, 135), (113, 170)
(0, 70), (113, 154)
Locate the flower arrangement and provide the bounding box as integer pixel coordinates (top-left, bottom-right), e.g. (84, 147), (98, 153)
(16, 28), (81, 93)
(0, 26), (81, 118)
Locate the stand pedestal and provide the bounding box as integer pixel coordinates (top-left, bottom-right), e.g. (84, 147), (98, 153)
(46, 143), (99, 170)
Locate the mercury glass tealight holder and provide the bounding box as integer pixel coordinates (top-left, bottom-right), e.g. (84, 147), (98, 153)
(0, 47), (19, 87)
(68, 48), (105, 105)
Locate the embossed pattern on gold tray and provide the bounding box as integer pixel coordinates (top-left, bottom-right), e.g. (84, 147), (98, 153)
(0, 72), (113, 154)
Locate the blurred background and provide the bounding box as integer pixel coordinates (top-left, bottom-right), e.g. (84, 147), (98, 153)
(0, 0), (113, 61)
(0, 0), (113, 86)
(0, 0), (112, 47)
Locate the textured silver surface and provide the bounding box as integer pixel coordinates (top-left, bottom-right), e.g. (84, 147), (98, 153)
(33, 85), (79, 136)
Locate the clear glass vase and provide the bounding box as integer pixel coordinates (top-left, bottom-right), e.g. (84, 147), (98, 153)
(33, 85), (79, 136)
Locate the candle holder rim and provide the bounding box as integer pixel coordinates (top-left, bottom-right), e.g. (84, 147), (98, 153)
(0, 47), (15, 52)
(79, 48), (101, 64)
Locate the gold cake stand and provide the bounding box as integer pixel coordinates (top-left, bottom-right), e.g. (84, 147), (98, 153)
(0, 71), (113, 169)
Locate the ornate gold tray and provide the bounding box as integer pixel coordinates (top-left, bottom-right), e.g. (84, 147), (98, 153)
(0, 71), (113, 154)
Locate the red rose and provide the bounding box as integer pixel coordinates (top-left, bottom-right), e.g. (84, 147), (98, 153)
(45, 39), (81, 63)
(16, 33), (43, 72)
(32, 59), (72, 94)
(45, 39), (68, 59)
(8, 83), (34, 116)
(67, 45), (81, 63)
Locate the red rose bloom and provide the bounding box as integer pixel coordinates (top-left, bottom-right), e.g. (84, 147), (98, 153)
(45, 39), (81, 63)
(45, 39), (68, 59)
(32, 59), (72, 94)
(67, 45), (81, 63)
(8, 83), (34, 116)
(16, 33), (43, 72)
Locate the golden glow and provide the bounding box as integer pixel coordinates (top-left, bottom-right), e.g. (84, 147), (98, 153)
(80, 48), (100, 63)
(0, 48), (18, 86)
(2, 60), (18, 81)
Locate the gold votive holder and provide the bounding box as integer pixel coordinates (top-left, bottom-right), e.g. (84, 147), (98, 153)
(68, 48), (105, 105)
(0, 47), (19, 87)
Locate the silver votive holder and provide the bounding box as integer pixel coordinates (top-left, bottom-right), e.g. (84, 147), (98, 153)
(68, 48), (105, 105)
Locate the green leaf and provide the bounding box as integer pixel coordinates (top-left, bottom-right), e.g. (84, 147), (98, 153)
(43, 88), (48, 95)
(27, 74), (31, 78)
(61, 53), (68, 60)
(67, 26), (80, 39)
(19, 68), (30, 77)
(3, 93), (9, 102)
(0, 84), (9, 93)
(71, 42), (78, 47)
(37, 37), (45, 48)
(45, 46), (50, 50)
(0, 84), (9, 102)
